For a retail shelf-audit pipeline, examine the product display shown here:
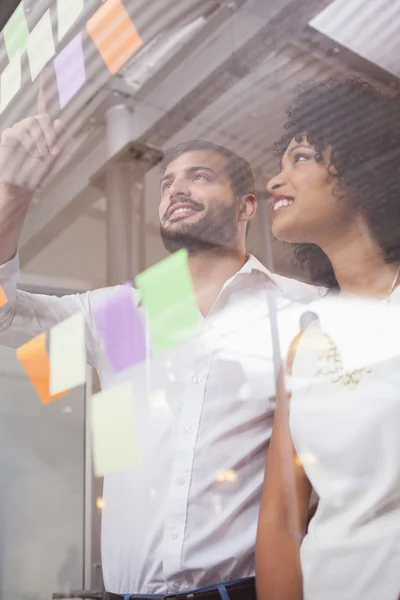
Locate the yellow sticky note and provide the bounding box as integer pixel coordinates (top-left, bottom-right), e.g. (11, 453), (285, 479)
(27, 10), (56, 81)
(57, 0), (84, 42)
(49, 312), (86, 395)
(87, 0), (143, 75)
(17, 333), (68, 404)
(0, 285), (8, 308)
(0, 55), (22, 112)
(91, 382), (140, 477)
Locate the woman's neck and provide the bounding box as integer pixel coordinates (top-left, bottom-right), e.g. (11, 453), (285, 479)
(319, 218), (399, 297)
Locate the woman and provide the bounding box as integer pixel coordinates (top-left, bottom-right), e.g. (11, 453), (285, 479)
(255, 78), (400, 600)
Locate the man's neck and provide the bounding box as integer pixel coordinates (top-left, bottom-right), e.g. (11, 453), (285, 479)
(188, 248), (248, 316)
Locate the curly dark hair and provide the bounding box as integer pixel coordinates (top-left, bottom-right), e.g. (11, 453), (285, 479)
(275, 77), (400, 289)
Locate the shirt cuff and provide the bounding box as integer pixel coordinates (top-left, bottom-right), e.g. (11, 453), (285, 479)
(0, 252), (19, 307)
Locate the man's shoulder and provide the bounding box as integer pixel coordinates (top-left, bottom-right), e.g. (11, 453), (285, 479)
(246, 255), (323, 303)
(85, 283), (140, 307)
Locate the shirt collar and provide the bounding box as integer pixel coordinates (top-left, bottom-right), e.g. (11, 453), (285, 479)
(229, 254), (280, 288)
(227, 254), (322, 303)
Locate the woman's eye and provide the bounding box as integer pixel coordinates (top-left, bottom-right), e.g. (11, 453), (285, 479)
(294, 153), (311, 163)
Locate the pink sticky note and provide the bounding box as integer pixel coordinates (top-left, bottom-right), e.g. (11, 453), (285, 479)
(93, 284), (146, 372)
(54, 32), (86, 109)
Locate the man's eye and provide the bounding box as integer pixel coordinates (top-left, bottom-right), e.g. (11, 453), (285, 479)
(162, 182), (172, 191)
(193, 174), (207, 181)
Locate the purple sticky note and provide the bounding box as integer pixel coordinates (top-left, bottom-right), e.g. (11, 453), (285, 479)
(93, 284), (146, 372)
(54, 32), (86, 109)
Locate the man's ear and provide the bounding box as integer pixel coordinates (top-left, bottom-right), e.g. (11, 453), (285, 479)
(239, 193), (257, 221)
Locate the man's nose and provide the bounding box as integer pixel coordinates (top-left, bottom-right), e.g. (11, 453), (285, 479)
(168, 177), (190, 198)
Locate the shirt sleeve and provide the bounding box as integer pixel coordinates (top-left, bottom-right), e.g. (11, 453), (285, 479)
(0, 253), (107, 369)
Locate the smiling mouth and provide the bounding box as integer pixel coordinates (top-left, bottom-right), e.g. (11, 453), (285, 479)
(272, 197), (294, 213)
(167, 206), (202, 221)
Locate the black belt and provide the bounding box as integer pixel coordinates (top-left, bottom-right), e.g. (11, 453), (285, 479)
(105, 577), (256, 600)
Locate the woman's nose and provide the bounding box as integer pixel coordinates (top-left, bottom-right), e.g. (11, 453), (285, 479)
(266, 171), (286, 195)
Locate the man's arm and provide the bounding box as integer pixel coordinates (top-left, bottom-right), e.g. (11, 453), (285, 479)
(0, 252), (103, 367)
(0, 73), (103, 365)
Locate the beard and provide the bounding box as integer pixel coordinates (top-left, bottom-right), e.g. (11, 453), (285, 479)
(160, 201), (239, 254)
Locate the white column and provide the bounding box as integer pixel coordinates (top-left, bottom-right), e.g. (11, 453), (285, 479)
(130, 173), (146, 279)
(257, 195), (275, 271)
(105, 104), (134, 286)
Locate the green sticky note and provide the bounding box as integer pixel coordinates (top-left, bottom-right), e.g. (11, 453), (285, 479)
(136, 249), (200, 353)
(0, 56), (22, 112)
(3, 3), (30, 61)
(27, 9), (56, 81)
(57, 0), (84, 42)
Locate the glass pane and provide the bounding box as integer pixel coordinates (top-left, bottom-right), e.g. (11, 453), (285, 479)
(0, 345), (85, 600)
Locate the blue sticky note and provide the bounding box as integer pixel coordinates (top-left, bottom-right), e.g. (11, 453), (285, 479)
(54, 33), (86, 108)
(93, 284), (146, 372)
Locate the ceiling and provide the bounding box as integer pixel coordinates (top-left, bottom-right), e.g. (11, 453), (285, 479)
(11, 0), (399, 291)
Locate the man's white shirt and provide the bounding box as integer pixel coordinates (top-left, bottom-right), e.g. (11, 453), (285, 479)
(0, 253), (318, 594)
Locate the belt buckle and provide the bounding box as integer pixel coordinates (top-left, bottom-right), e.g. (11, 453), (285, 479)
(163, 592), (195, 600)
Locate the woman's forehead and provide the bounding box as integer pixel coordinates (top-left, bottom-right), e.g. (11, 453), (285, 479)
(286, 135), (312, 151)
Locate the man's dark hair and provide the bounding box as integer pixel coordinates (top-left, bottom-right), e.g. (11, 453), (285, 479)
(162, 140), (255, 199)
(276, 77), (400, 289)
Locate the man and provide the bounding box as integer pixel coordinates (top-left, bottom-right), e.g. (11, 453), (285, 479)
(0, 113), (316, 599)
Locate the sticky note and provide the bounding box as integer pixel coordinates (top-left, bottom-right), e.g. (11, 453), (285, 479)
(87, 0), (143, 75)
(27, 10), (56, 81)
(0, 55), (22, 113)
(0, 285), (8, 308)
(54, 33), (86, 109)
(17, 333), (68, 404)
(91, 382), (140, 477)
(3, 3), (29, 61)
(93, 285), (146, 372)
(57, 0), (84, 42)
(136, 250), (200, 353)
(49, 312), (86, 395)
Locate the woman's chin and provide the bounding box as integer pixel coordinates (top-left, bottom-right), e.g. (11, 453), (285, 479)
(271, 213), (311, 244)
(271, 222), (298, 243)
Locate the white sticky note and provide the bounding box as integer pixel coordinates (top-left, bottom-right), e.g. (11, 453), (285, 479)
(57, 0), (84, 42)
(50, 312), (86, 394)
(27, 10), (56, 81)
(0, 56), (22, 112)
(91, 382), (140, 478)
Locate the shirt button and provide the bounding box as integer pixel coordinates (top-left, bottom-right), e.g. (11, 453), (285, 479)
(192, 375), (201, 384)
(173, 582), (181, 590)
(176, 477), (185, 486)
(185, 425), (193, 434)
(172, 532), (179, 539)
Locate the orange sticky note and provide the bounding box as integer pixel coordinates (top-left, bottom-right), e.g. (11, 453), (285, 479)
(87, 0), (143, 75)
(16, 333), (68, 404)
(0, 285), (7, 308)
